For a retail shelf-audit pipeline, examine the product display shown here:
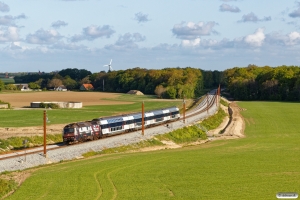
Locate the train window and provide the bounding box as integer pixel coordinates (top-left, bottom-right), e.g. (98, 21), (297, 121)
(111, 126), (122, 132)
(135, 118), (142, 123)
(126, 120), (134, 124)
(101, 124), (109, 129)
(156, 117), (163, 122)
(64, 128), (74, 134)
(136, 121), (145, 126)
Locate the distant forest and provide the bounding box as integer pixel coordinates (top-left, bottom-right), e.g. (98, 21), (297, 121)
(224, 65), (300, 101)
(4, 65), (300, 101)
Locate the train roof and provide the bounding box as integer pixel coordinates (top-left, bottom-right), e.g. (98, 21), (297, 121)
(93, 106), (179, 122)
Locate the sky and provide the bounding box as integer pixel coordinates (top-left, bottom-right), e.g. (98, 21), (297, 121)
(1, 0), (300, 73)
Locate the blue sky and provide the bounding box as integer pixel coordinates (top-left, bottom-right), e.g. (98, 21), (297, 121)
(1, 0), (300, 73)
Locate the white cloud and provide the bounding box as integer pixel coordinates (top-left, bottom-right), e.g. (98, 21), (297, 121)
(0, 14), (27, 26)
(181, 38), (201, 47)
(239, 12), (271, 23)
(287, 31), (300, 45)
(50, 41), (86, 50)
(71, 25), (115, 42)
(244, 28), (265, 47)
(0, 1), (9, 12)
(219, 4), (240, 13)
(0, 26), (19, 42)
(26, 29), (62, 44)
(134, 12), (150, 23)
(105, 32), (146, 50)
(51, 20), (68, 28)
(172, 21), (218, 40)
(289, 8), (300, 18)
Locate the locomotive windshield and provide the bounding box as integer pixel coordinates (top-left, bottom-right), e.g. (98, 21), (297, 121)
(64, 128), (74, 134)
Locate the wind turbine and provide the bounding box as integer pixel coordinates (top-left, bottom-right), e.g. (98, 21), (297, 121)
(103, 59), (113, 72)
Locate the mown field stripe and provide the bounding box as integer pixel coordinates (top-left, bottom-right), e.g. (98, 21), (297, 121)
(5, 101), (300, 200)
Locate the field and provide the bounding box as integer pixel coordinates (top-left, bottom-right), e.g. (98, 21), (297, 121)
(4, 101), (300, 200)
(0, 91), (133, 108)
(0, 78), (15, 84)
(0, 91), (184, 138)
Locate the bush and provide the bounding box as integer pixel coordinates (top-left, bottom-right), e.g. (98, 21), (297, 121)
(0, 134), (62, 151)
(39, 103), (59, 109)
(0, 178), (17, 198)
(0, 100), (11, 109)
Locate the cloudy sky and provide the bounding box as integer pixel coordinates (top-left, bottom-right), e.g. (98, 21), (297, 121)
(1, 0), (300, 73)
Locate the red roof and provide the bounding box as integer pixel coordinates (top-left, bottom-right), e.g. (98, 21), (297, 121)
(82, 84), (94, 90)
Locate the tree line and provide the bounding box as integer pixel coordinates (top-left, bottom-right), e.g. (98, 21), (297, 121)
(223, 65), (300, 101)
(88, 67), (206, 99)
(4, 64), (299, 101)
(1, 67), (223, 99)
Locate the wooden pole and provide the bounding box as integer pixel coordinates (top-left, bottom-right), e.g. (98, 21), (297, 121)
(206, 93), (209, 113)
(142, 101), (144, 135)
(183, 99), (186, 123)
(43, 110), (47, 157)
(215, 90), (217, 106)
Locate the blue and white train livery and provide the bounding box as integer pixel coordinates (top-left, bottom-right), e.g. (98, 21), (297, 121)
(63, 106), (180, 144)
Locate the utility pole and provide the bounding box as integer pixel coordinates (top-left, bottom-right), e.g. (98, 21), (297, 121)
(43, 110), (47, 157)
(103, 79), (104, 91)
(142, 101), (144, 135)
(206, 93), (209, 114)
(183, 98), (186, 123)
(215, 90), (218, 106)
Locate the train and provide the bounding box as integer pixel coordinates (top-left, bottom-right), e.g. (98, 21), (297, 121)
(63, 106), (180, 144)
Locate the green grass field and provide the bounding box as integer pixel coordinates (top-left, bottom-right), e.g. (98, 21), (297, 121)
(0, 95), (182, 127)
(0, 78), (15, 84)
(5, 101), (300, 200)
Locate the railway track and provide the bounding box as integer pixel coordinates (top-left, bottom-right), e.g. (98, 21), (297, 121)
(0, 94), (219, 162)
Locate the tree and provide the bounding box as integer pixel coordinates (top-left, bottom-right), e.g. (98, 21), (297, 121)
(63, 76), (78, 90)
(166, 86), (177, 99)
(28, 82), (41, 89)
(58, 68), (92, 81)
(0, 80), (4, 91)
(4, 84), (17, 90)
(48, 78), (63, 88)
(80, 76), (91, 84)
(154, 85), (166, 98)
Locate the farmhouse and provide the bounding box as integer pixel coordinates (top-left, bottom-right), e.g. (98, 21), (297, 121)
(80, 84), (94, 91)
(14, 84), (32, 91)
(55, 85), (67, 91)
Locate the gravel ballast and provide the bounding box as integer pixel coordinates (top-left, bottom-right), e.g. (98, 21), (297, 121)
(0, 96), (219, 173)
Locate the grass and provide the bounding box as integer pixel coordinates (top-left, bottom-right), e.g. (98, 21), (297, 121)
(4, 101), (300, 200)
(0, 78), (15, 84)
(0, 178), (17, 198)
(0, 134), (62, 151)
(0, 95), (182, 127)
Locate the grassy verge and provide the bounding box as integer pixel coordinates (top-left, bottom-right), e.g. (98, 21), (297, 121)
(220, 98), (229, 106)
(0, 178), (17, 199)
(0, 134), (62, 153)
(157, 107), (226, 144)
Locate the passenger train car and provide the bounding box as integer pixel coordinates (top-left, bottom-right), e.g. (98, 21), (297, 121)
(63, 106), (180, 144)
